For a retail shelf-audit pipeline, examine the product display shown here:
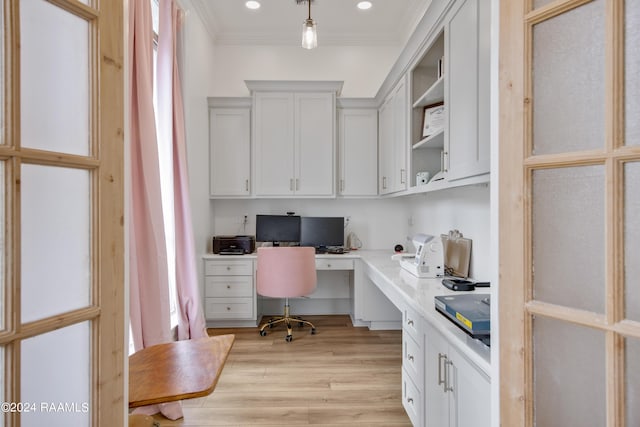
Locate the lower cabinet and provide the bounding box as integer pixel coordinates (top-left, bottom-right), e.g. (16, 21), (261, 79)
(402, 305), (425, 427)
(424, 321), (490, 427)
(204, 259), (256, 325)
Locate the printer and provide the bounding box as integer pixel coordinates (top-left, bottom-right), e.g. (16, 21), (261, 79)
(212, 235), (255, 255)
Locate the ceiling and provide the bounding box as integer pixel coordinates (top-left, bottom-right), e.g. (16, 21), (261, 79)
(189, 0), (434, 46)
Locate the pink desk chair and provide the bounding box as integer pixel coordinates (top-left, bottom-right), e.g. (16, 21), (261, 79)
(256, 246), (317, 342)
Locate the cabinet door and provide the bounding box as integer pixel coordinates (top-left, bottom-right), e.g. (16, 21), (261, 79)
(446, 0), (490, 181)
(295, 92), (335, 196)
(254, 92), (295, 196)
(424, 323), (451, 427)
(209, 108), (251, 196)
(392, 78), (408, 192)
(378, 97), (394, 194)
(338, 108), (378, 196)
(448, 345), (490, 427)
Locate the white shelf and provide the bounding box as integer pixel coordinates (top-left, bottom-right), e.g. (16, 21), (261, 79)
(412, 77), (444, 108)
(413, 128), (444, 149)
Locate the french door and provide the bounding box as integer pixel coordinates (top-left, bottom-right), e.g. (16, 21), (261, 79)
(1, 0), (124, 426)
(500, 0), (639, 426)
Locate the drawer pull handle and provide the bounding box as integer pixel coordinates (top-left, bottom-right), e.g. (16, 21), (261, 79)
(327, 264), (331, 268)
(438, 353), (447, 389)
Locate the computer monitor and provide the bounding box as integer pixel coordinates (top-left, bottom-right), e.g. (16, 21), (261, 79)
(300, 217), (344, 250)
(255, 215), (301, 245)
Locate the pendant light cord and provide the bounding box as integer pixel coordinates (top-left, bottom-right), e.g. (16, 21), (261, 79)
(308, 0), (311, 20)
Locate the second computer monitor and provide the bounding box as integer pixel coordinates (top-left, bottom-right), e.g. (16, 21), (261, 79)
(300, 217), (344, 249)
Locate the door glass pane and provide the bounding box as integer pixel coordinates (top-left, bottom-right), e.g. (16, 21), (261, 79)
(0, 161), (3, 330)
(626, 0), (640, 146)
(532, 166), (605, 313)
(625, 162), (640, 321)
(627, 336), (640, 426)
(533, 316), (606, 426)
(20, 0), (90, 156)
(21, 164), (91, 322)
(0, 3), (3, 146)
(21, 322), (91, 426)
(0, 346), (3, 427)
(532, 0), (605, 155)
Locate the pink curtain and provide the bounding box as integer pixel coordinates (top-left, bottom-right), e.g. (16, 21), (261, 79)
(128, 0), (183, 420)
(157, 0), (208, 341)
(128, 0), (172, 353)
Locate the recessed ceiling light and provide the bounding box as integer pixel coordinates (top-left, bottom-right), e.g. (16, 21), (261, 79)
(357, 1), (372, 10)
(245, 1), (261, 10)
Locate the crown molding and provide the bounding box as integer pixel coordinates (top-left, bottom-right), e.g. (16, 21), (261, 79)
(245, 80), (344, 95)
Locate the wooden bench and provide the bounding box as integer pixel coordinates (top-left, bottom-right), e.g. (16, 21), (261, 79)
(129, 334), (235, 408)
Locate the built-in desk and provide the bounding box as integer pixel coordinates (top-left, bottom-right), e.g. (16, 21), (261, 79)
(201, 250), (491, 427)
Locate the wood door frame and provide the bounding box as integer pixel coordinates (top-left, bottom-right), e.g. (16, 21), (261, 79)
(1, 0), (124, 425)
(500, 0), (640, 426)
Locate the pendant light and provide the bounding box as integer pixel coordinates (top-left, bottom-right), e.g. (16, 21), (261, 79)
(301, 0), (317, 49)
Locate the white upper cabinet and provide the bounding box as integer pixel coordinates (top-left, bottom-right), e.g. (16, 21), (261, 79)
(295, 93), (335, 196)
(379, 77), (408, 195)
(249, 81), (340, 198)
(208, 98), (251, 197)
(338, 105), (378, 197)
(446, 0), (490, 181)
(253, 92), (296, 196)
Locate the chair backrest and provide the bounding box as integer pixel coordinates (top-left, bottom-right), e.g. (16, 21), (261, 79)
(256, 247), (317, 298)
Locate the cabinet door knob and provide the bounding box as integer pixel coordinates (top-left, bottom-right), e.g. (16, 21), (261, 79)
(227, 285), (231, 289)
(226, 266), (231, 271)
(408, 354), (414, 362)
(327, 263), (331, 268)
(407, 397), (414, 404)
(407, 319), (414, 326)
(226, 307), (231, 311)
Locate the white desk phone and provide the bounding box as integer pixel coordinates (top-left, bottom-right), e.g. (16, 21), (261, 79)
(392, 234), (444, 278)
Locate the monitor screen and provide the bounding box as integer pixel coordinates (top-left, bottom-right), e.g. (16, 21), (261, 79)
(255, 215), (301, 243)
(300, 217), (345, 248)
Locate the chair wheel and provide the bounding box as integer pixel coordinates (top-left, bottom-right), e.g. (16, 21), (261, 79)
(285, 335), (293, 342)
(311, 328), (316, 335)
(259, 330), (267, 336)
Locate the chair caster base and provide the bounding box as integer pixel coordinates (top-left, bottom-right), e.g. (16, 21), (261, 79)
(259, 330), (267, 337)
(285, 335), (293, 342)
(311, 328), (316, 335)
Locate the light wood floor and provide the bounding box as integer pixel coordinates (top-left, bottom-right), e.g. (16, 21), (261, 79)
(151, 315), (411, 426)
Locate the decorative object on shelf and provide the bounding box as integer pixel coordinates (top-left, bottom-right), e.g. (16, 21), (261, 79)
(297, 0), (317, 49)
(422, 102), (445, 138)
(394, 244), (404, 253)
(416, 171), (430, 185)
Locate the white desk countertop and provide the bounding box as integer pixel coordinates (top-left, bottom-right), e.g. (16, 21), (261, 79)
(355, 250), (491, 375)
(202, 249), (491, 375)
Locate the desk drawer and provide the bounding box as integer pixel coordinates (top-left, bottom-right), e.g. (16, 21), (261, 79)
(315, 258), (354, 271)
(403, 329), (424, 381)
(205, 297), (253, 319)
(403, 304), (423, 343)
(205, 276), (253, 298)
(205, 259), (253, 276)
(402, 368), (423, 427)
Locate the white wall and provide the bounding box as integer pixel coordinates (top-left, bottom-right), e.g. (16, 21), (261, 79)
(407, 185), (491, 280)
(210, 198), (410, 251)
(209, 45), (400, 97)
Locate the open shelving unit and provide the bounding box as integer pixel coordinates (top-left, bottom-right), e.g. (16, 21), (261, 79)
(409, 31), (446, 190)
